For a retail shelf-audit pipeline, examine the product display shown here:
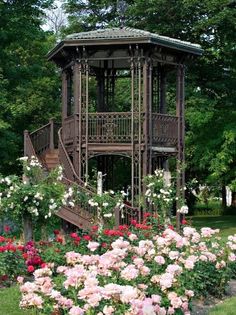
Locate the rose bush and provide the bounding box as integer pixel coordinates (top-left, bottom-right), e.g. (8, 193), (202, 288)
(19, 224), (236, 315)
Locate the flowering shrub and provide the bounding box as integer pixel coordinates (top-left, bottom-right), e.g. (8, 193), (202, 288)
(19, 226), (236, 315)
(87, 190), (125, 229)
(0, 236), (25, 285)
(143, 170), (188, 226)
(0, 156), (74, 226)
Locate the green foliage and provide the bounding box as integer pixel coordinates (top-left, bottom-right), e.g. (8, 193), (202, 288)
(0, 1), (60, 175)
(0, 157), (67, 228)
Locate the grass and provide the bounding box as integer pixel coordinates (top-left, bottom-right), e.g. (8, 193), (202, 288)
(190, 215), (236, 238)
(209, 296), (236, 315)
(0, 286), (32, 315)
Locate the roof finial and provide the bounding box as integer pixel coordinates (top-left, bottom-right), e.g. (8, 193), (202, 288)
(117, 0), (127, 29)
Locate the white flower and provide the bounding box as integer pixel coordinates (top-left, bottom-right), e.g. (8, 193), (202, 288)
(145, 189), (151, 196)
(24, 196), (28, 201)
(102, 202), (109, 207)
(177, 205), (189, 214)
(103, 213), (112, 218)
(19, 156), (28, 161)
(5, 177), (11, 185)
(68, 201), (75, 207)
(35, 192), (43, 200)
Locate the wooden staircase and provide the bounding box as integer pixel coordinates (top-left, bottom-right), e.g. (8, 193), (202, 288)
(24, 120), (140, 230)
(44, 149), (60, 170)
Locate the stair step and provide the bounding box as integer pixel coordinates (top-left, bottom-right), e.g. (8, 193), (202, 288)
(57, 206), (94, 230)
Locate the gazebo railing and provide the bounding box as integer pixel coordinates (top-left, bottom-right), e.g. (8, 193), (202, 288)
(62, 112), (178, 145)
(152, 113), (178, 146)
(85, 112), (139, 143)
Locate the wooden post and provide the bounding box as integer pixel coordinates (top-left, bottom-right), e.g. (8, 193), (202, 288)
(49, 118), (54, 150)
(24, 130), (29, 156)
(160, 65), (167, 114)
(176, 64), (185, 231)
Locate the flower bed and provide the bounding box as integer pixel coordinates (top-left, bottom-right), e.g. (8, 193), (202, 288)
(18, 225), (236, 315)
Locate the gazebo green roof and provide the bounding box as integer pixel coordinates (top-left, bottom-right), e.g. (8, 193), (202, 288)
(48, 27), (203, 61)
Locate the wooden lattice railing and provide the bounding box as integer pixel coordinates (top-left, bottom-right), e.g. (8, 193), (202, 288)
(152, 114), (178, 146)
(63, 112), (178, 145)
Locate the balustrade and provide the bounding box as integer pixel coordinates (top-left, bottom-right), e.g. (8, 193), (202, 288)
(62, 112), (178, 146)
(152, 114), (178, 146)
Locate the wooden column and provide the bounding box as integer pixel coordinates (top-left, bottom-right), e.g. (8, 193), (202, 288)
(73, 61), (80, 175)
(160, 65), (167, 114)
(62, 71), (67, 123)
(176, 64), (185, 231)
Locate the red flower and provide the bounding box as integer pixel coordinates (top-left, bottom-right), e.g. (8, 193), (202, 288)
(91, 225), (98, 232)
(40, 263), (47, 268)
(53, 229), (60, 235)
(4, 225), (10, 233)
(0, 236), (5, 242)
(144, 212), (151, 218)
(83, 235), (92, 241)
(27, 265), (35, 273)
(56, 236), (63, 243)
(17, 245), (24, 251)
(181, 219), (188, 225)
(101, 242), (107, 248)
(22, 253), (28, 260)
(131, 219), (137, 226)
(70, 232), (78, 239)
(168, 225), (175, 230)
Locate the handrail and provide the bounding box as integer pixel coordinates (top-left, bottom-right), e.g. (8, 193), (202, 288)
(58, 127), (96, 192)
(24, 130), (37, 158)
(30, 122), (51, 136)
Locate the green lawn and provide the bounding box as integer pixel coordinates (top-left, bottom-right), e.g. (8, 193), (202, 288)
(209, 296), (236, 315)
(190, 215), (236, 238)
(0, 286), (32, 315)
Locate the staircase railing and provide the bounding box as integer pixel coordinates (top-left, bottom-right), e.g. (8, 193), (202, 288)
(27, 119), (60, 156)
(24, 130), (37, 158)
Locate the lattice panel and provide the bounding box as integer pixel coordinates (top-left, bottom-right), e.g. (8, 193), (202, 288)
(152, 114), (178, 145)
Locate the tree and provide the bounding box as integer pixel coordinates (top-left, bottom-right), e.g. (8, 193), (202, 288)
(0, 0), (61, 174)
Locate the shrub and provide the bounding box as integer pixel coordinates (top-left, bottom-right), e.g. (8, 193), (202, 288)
(19, 225), (236, 315)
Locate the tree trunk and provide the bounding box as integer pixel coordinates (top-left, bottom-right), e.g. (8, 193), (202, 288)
(22, 213), (33, 243)
(222, 185), (227, 209)
(232, 191), (236, 207)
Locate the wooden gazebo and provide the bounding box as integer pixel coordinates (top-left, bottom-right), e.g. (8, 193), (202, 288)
(25, 27), (202, 229)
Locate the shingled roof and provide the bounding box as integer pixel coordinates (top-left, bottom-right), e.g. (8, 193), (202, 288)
(48, 27), (203, 60)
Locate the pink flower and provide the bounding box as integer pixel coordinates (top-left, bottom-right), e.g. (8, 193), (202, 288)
(159, 273), (174, 290)
(69, 306), (84, 315)
(120, 264), (139, 281)
(17, 276), (24, 284)
(87, 241), (100, 252)
(103, 305), (115, 315)
(154, 256), (165, 265)
(120, 286), (138, 303)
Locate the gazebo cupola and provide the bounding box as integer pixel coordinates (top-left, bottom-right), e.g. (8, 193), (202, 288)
(48, 27), (202, 206)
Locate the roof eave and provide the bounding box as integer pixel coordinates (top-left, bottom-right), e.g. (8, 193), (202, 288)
(47, 37), (203, 61)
